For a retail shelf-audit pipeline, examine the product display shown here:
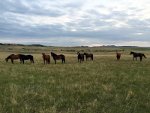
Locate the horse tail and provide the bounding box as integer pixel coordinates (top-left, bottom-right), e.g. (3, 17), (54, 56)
(31, 56), (34, 63)
(92, 54), (93, 60)
(32, 57), (34, 63)
(63, 55), (65, 63)
(143, 54), (146, 58)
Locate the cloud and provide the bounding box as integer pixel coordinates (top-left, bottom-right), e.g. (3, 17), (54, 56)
(0, 0), (150, 46)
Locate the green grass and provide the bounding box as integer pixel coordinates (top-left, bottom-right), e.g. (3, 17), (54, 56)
(0, 49), (150, 113)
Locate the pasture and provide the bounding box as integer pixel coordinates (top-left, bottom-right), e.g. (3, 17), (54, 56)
(0, 45), (150, 113)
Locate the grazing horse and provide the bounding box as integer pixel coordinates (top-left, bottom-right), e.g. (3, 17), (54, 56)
(77, 52), (84, 63)
(84, 53), (93, 61)
(19, 54), (34, 64)
(5, 54), (21, 64)
(51, 52), (65, 64)
(42, 53), (50, 64)
(116, 52), (121, 60)
(130, 51), (146, 61)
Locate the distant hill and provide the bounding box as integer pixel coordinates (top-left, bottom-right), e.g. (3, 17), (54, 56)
(0, 43), (149, 48)
(27, 44), (46, 47)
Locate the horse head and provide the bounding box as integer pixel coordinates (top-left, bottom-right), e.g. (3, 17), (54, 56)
(51, 52), (53, 56)
(42, 53), (45, 56)
(130, 51), (134, 55)
(77, 52), (80, 55)
(5, 58), (8, 62)
(51, 52), (57, 57)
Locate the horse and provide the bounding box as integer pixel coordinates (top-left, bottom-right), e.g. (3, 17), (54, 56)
(5, 54), (21, 64)
(84, 53), (93, 61)
(42, 53), (50, 64)
(77, 52), (84, 63)
(116, 52), (121, 60)
(130, 51), (146, 61)
(19, 54), (34, 64)
(51, 52), (65, 64)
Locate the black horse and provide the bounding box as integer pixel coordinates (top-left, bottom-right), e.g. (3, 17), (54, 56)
(51, 52), (65, 64)
(84, 53), (93, 61)
(77, 52), (84, 63)
(19, 54), (34, 64)
(130, 51), (146, 61)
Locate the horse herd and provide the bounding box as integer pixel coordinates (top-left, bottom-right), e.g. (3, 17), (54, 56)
(5, 52), (93, 64)
(5, 51), (147, 64)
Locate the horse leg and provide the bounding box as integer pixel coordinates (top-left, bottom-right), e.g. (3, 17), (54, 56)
(20, 59), (22, 64)
(11, 59), (14, 64)
(43, 59), (45, 64)
(140, 57), (142, 61)
(55, 60), (56, 64)
(32, 59), (34, 63)
(31, 59), (34, 63)
(22, 60), (24, 64)
(63, 60), (65, 63)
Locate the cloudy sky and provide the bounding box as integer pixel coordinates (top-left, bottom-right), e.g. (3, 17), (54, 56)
(0, 0), (150, 46)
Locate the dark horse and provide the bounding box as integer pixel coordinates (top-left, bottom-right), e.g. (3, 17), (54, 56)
(84, 53), (93, 61)
(116, 52), (121, 60)
(42, 53), (50, 64)
(19, 54), (34, 64)
(77, 52), (84, 63)
(130, 51), (146, 61)
(5, 54), (20, 64)
(51, 52), (65, 64)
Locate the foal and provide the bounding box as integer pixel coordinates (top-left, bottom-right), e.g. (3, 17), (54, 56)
(42, 53), (50, 64)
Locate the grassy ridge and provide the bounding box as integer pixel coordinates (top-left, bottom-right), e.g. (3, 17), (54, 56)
(0, 49), (150, 113)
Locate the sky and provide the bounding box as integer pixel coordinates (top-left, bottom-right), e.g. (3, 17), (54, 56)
(0, 0), (150, 47)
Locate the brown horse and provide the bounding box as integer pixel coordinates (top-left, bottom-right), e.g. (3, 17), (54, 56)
(42, 53), (50, 64)
(51, 52), (65, 64)
(84, 53), (93, 61)
(116, 52), (121, 60)
(5, 54), (21, 64)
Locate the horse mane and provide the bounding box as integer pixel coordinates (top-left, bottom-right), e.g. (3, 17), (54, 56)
(42, 53), (45, 55)
(51, 52), (57, 56)
(6, 54), (14, 59)
(130, 51), (135, 54)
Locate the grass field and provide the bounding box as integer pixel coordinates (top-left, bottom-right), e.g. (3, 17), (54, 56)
(0, 45), (150, 113)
